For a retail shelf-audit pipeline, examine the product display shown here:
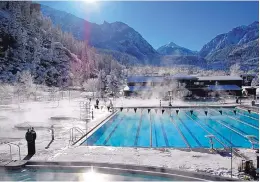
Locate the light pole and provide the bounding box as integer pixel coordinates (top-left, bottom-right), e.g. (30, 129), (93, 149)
(230, 133), (233, 178)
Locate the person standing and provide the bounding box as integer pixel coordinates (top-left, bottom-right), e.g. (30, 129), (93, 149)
(31, 127), (37, 155)
(96, 99), (99, 109)
(25, 129), (33, 155)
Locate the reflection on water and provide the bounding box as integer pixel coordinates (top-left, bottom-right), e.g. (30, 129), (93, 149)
(0, 167), (178, 181)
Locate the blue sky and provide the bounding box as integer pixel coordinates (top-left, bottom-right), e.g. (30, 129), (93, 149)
(40, 1), (259, 51)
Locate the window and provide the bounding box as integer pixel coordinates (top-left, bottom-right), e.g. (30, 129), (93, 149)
(194, 82), (204, 86)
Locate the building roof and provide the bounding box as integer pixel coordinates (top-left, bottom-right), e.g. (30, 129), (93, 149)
(198, 76), (243, 81)
(165, 73), (198, 80)
(128, 86), (152, 92)
(127, 75), (243, 83)
(127, 76), (164, 83)
(240, 73), (257, 77)
(123, 85), (130, 91)
(242, 86), (259, 89)
(206, 85), (241, 91)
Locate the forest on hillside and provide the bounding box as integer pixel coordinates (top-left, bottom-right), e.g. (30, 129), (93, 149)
(0, 2), (258, 99)
(0, 2), (126, 96)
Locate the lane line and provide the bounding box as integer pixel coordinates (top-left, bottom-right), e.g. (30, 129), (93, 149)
(160, 115), (169, 147)
(177, 115), (203, 147)
(192, 111), (234, 146)
(103, 116), (126, 145)
(169, 116), (191, 149)
(134, 112), (143, 146)
(185, 112), (227, 148)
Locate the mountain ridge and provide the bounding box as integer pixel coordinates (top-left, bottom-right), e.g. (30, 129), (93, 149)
(40, 4), (158, 63)
(199, 21), (259, 58)
(40, 4), (258, 72)
(157, 42), (198, 56)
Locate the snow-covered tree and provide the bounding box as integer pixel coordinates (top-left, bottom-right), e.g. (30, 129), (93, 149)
(0, 2), (126, 90)
(83, 78), (99, 97)
(230, 63), (243, 76)
(251, 76), (259, 86)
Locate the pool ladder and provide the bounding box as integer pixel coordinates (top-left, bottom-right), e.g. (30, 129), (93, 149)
(3, 142), (21, 161)
(245, 135), (258, 149)
(69, 127), (85, 145)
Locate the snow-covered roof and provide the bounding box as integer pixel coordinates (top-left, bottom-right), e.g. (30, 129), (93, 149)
(123, 85), (130, 91)
(206, 85), (241, 91)
(127, 76), (164, 83)
(240, 73), (257, 77)
(198, 76), (243, 81)
(242, 86), (259, 89)
(166, 74), (198, 80)
(128, 86), (152, 91)
(127, 75), (243, 83)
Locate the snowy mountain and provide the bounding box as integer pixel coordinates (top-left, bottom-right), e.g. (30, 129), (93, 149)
(157, 42), (197, 56)
(200, 21), (259, 58)
(206, 39), (259, 71)
(40, 4), (258, 72)
(200, 21), (259, 71)
(40, 5), (158, 63)
(160, 55), (207, 68)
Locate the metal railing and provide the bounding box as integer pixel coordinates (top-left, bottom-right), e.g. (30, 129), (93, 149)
(69, 127), (85, 145)
(4, 142), (21, 160)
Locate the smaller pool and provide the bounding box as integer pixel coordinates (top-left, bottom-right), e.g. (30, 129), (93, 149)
(0, 167), (207, 181)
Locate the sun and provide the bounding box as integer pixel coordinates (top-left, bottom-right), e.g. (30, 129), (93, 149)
(81, 168), (108, 182)
(83, 0), (97, 4)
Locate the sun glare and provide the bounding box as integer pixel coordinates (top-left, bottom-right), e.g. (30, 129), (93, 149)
(83, 0), (97, 4)
(82, 168), (107, 182)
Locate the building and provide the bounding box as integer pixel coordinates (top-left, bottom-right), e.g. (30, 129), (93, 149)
(240, 74), (258, 86)
(124, 74), (243, 97)
(123, 76), (164, 97)
(242, 86), (259, 97)
(192, 76), (242, 97)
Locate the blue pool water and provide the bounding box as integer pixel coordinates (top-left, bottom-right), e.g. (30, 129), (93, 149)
(82, 108), (259, 148)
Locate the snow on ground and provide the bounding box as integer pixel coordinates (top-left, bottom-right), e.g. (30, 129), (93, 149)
(31, 146), (242, 178)
(0, 94), (111, 162)
(0, 93), (257, 179)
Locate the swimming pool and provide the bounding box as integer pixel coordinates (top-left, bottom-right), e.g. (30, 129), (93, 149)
(0, 167), (176, 181)
(0, 164), (232, 181)
(82, 108), (259, 148)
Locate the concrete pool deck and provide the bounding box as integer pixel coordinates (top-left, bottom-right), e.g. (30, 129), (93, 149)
(0, 97), (258, 179)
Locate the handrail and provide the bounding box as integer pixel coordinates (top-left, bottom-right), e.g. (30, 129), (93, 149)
(8, 142), (21, 160)
(4, 143), (12, 160)
(69, 127), (85, 145)
(73, 127), (85, 135)
(4, 142), (21, 160)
